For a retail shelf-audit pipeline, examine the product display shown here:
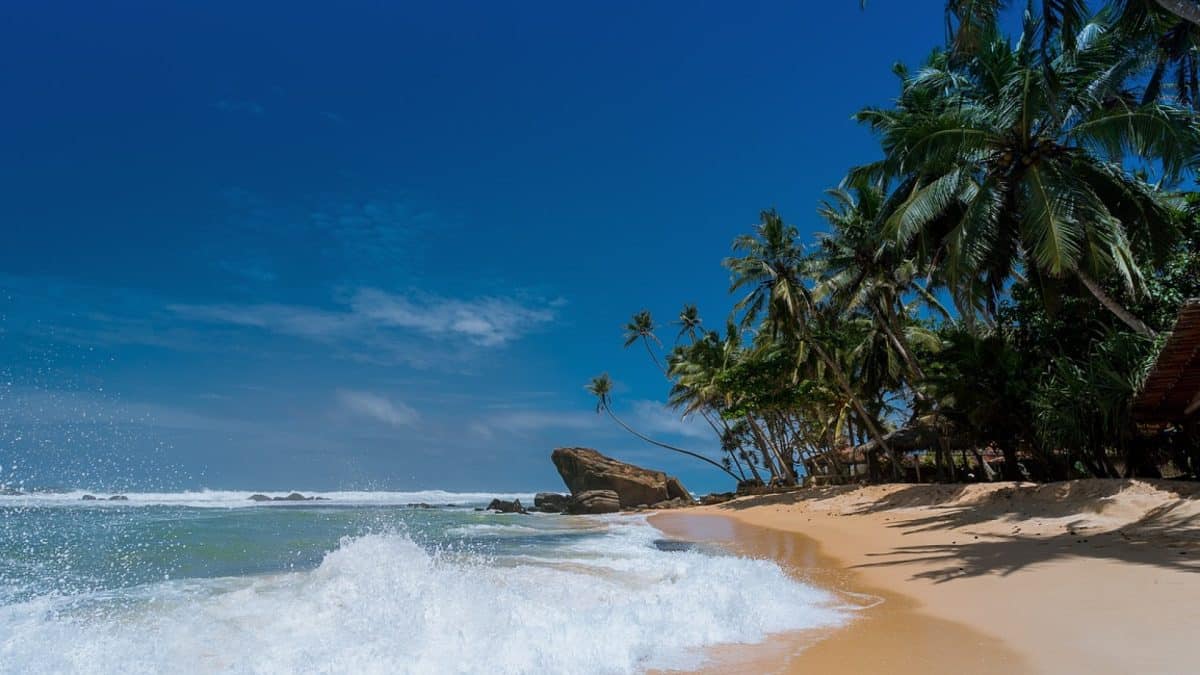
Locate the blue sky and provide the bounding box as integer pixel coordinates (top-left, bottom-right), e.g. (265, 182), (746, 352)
(1, 1), (952, 493)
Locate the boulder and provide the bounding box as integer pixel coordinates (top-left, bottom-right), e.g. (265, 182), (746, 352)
(699, 492), (735, 506)
(649, 497), (692, 510)
(248, 494), (272, 502)
(487, 498), (527, 514)
(81, 494), (98, 501)
(533, 492), (570, 513)
(277, 492), (307, 501)
(108, 495), (129, 501)
(566, 489), (621, 514)
(551, 447), (691, 508)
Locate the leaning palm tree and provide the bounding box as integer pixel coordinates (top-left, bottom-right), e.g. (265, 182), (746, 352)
(856, 14), (1197, 337)
(586, 374), (741, 481)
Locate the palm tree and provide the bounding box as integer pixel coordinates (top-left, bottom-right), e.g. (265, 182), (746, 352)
(675, 304), (703, 342)
(855, 15), (1197, 337)
(586, 374), (742, 481)
(623, 310), (665, 371)
(726, 210), (903, 479)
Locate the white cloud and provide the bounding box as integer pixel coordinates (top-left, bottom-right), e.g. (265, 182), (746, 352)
(336, 389), (419, 428)
(629, 400), (713, 441)
(350, 289), (555, 347)
(169, 287), (558, 350)
(470, 410), (603, 438)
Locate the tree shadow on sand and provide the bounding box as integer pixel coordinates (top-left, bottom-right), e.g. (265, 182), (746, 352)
(715, 479), (1200, 581)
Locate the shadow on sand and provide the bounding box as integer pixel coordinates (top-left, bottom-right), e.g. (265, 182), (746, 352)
(714, 479), (1200, 582)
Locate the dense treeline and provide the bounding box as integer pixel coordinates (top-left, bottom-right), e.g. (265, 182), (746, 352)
(590, 1), (1200, 486)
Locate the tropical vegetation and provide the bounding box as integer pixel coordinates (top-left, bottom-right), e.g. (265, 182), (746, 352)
(588, 1), (1200, 487)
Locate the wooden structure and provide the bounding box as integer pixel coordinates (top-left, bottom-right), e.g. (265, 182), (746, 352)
(1133, 299), (1200, 426)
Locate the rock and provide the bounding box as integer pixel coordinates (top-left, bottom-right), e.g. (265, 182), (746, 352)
(108, 495), (129, 501)
(665, 476), (690, 501)
(406, 503), (435, 509)
(699, 492), (735, 505)
(273, 492), (308, 501)
(248, 494), (272, 502)
(551, 447), (690, 508)
(533, 492), (570, 513)
(649, 497), (693, 510)
(81, 494), (98, 501)
(487, 498), (527, 514)
(566, 489), (621, 514)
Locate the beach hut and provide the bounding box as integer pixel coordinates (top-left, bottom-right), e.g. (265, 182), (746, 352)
(1133, 299), (1200, 426)
(1133, 299), (1200, 478)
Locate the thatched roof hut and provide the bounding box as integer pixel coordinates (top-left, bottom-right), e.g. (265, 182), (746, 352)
(1133, 299), (1200, 427)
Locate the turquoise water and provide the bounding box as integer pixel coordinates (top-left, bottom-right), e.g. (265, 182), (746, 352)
(0, 491), (849, 674)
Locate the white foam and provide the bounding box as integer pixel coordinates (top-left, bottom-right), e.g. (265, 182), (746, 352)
(0, 489), (537, 509)
(0, 519), (850, 674)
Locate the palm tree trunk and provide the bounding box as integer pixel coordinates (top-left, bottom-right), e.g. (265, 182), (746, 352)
(1076, 270), (1156, 338)
(602, 406), (742, 481)
(809, 340), (902, 480)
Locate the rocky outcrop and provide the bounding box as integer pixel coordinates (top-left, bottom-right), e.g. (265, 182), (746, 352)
(248, 494), (271, 502)
(81, 494), (98, 501)
(108, 495), (129, 501)
(565, 489), (621, 514)
(699, 492), (735, 505)
(533, 492), (570, 513)
(551, 447), (692, 508)
(487, 498), (527, 514)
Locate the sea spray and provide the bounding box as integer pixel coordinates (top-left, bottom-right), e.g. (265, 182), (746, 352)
(0, 496), (850, 674)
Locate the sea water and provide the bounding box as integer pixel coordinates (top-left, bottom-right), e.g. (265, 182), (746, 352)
(0, 491), (849, 674)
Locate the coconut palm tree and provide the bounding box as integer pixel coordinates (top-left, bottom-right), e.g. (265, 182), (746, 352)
(586, 374), (742, 481)
(855, 14), (1196, 337)
(726, 210), (903, 478)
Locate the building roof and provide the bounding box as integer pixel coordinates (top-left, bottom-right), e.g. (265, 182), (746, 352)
(1133, 299), (1200, 424)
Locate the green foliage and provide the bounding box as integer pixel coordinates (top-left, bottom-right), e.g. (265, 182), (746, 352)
(587, 1), (1200, 486)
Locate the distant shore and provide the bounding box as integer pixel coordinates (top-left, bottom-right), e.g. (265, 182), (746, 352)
(653, 479), (1200, 674)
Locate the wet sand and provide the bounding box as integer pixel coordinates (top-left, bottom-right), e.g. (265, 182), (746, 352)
(651, 479), (1200, 674)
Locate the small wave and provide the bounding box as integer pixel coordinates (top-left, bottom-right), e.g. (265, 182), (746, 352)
(445, 523), (544, 537)
(0, 489), (538, 509)
(0, 520), (851, 674)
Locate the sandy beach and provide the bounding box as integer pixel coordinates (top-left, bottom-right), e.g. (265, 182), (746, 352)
(653, 479), (1200, 674)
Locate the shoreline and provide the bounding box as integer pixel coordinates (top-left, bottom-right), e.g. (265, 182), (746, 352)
(651, 479), (1200, 674)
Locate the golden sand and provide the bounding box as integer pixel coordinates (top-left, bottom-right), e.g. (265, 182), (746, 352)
(652, 479), (1200, 674)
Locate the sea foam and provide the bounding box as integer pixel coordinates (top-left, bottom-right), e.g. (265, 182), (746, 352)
(0, 519), (849, 674)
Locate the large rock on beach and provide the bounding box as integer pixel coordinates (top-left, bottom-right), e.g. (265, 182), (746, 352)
(533, 492), (570, 513)
(551, 447), (691, 508)
(566, 489), (621, 514)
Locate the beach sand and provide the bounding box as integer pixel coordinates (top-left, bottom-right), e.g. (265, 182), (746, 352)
(652, 479), (1200, 674)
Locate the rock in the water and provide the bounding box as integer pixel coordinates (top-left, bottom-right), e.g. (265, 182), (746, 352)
(487, 498), (527, 514)
(108, 495), (129, 501)
(81, 494), (98, 501)
(406, 502), (435, 509)
(533, 492), (570, 513)
(273, 492), (308, 501)
(248, 494), (272, 502)
(551, 447), (691, 508)
(566, 489), (621, 514)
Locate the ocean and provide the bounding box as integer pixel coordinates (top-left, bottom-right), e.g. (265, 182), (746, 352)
(0, 490), (849, 674)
